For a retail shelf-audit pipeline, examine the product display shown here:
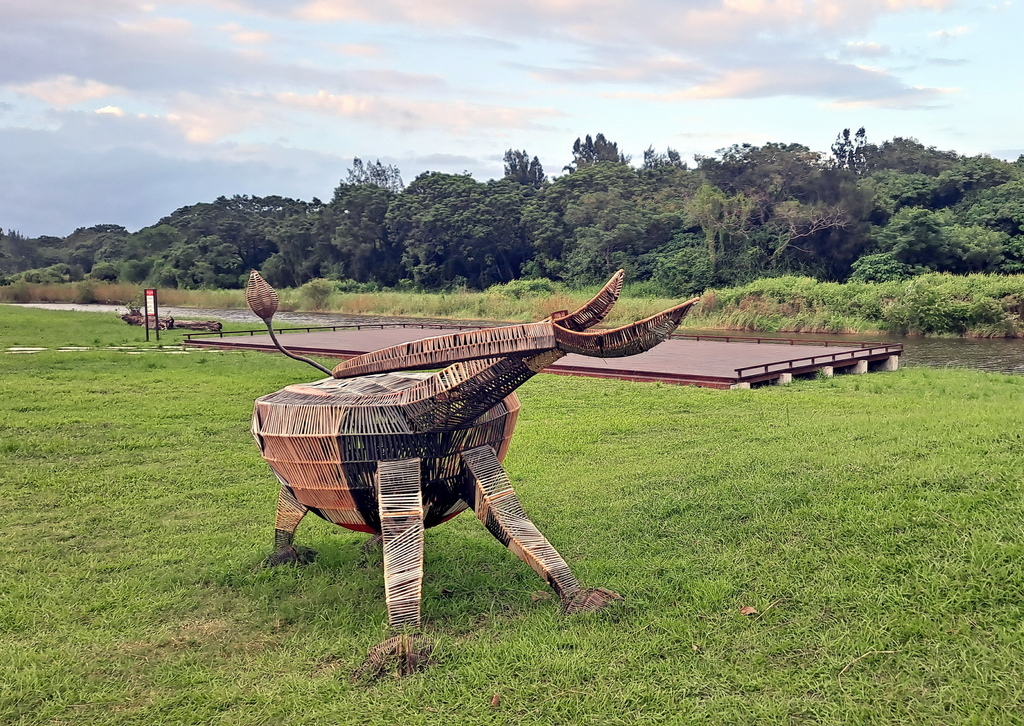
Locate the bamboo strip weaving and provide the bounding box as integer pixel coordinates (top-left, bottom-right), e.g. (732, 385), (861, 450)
(243, 269), (698, 676)
(377, 458), (425, 630)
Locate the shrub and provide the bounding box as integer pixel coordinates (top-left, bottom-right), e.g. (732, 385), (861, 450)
(4, 280), (33, 303)
(74, 280), (98, 304)
(88, 262), (119, 282)
(298, 278), (337, 311)
(849, 253), (916, 283)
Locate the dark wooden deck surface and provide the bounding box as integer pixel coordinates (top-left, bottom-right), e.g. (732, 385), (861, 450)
(185, 327), (902, 388)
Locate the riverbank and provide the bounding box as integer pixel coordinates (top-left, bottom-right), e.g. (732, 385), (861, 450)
(4, 272), (1024, 337)
(7, 304), (1024, 376)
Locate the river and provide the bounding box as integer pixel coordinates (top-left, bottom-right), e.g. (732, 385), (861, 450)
(9, 303), (1024, 375)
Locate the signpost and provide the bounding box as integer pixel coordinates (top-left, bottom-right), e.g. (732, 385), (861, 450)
(144, 288), (159, 342)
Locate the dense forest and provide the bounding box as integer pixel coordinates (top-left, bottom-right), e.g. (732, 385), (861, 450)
(3, 130), (1023, 297)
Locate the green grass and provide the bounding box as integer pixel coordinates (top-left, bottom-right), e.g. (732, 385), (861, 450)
(0, 305), (265, 349)
(2, 308), (1023, 724)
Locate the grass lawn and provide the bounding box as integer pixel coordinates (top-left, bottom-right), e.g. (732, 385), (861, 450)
(2, 306), (1023, 724)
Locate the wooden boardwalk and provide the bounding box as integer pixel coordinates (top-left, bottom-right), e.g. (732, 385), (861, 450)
(184, 326), (902, 389)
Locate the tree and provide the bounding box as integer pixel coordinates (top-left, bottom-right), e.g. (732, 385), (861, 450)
(946, 225), (1008, 272)
(563, 133), (629, 173)
(696, 142), (827, 204)
(830, 127), (867, 174)
(154, 195), (306, 286)
(762, 201), (850, 267)
(561, 188), (652, 285)
(648, 233), (715, 297)
(327, 184), (401, 285)
(87, 261), (119, 281)
(503, 150), (546, 188)
(872, 208), (957, 270)
(686, 184), (757, 281)
(863, 170), (937, 223)
(522, 163), (642, 280)
(642, 146), (685, 170)
(932, 155), (1017, 208)
(387, 173), (530, 289)
(346, 158), (404, 193)
(64, 225), (130, 272)
(694, 142), (865, 280)
(0, 229), (63, 274)
(960, 180), (1024, 235)
(861, 137), (959, 176)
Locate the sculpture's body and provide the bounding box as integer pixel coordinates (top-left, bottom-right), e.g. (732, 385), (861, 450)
(254, 370), (518, 535)
(244, 270), (696, 675)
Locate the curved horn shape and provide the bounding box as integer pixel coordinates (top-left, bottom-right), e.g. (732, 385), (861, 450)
(551, 269), (625, 332)
(553, 297), (699, 358)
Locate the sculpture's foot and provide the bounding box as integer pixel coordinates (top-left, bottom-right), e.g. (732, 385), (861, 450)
(263, 544), (317, 567)
(563, 587), (623, 614)
(353, 634), (433, 681)
(360, 533), (383, 553)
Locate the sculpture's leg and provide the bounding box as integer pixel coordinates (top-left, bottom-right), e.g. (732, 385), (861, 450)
(460, 445), (622, 613)
(378, 458), (425, 631)
(355, 458), (431, 680)
(264, 485), (317, 566)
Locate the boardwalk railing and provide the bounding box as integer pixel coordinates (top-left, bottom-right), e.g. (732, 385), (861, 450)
(733, 344), (903, 380)
(673, 333), (888, 348)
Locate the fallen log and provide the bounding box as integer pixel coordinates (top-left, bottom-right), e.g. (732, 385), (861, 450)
(119, 313), (221, 332)
(120, 312), (172, 329)
(173, 319), (223, 332)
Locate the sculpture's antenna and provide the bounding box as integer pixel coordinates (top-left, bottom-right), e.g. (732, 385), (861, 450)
(246, 270), (333, 376)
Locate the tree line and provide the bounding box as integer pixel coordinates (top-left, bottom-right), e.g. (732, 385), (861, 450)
(3, 133), (1023, 297)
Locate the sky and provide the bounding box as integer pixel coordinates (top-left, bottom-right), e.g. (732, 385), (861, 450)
(2, 0), (1022, 237)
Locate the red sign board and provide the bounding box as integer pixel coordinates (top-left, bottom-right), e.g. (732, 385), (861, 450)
(144, 288), (159, 341)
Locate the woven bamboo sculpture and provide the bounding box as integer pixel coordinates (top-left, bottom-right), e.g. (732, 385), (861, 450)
(245, 269), (698, 676)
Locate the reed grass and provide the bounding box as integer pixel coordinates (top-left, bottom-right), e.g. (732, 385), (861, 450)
(6, 272), (1024, 336)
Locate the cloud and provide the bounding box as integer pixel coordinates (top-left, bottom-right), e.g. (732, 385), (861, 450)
(0, 107), (508, 236)
(334, 43), (382, 57)
(924, 56), (969, 66)
(117, 15), (193, 35)
(605, 58), (955, 108)
(842, 41), (891, 57)
(290, 0), (962, 44)
(164, 93), (273, 143)
(929, 24), (971, 39)
(0, 110), (348, 236)
(10, 75), (122, 109)
(274, 90), (564, 133)
(412, 152), (481, 166)
(0, 3), (439, 96)
(527, 55), (704, 86)
(216, 22), (274, 44)
(497, 1), (968, 104)
(825, 86), (958, 110)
